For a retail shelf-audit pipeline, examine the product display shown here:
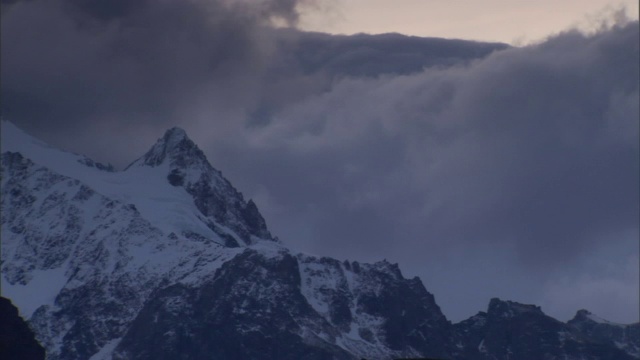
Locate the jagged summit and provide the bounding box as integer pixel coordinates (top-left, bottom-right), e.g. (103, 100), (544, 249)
(572, 309), (603, 320)
(570, 309), (630, 326)
(165, 126), (188, 139)
(133, 126), (277, 245)
(152, 126), (190, 156)
(575, 309), (592, 317)
(126, 126), (209, 170)
(453, 298), (638, 360)
(487, 298), (543, 318)
(126, 126), (276, 245)
(572, 309), (599, 322)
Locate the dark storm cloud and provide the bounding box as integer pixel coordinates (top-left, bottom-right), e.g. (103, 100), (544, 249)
(219, 21), (639, 321)
(1, 0), (637, 322)
(280, 31), (507, 77)
(242, 22), (638, 267)
(63, 0), (148, 22)
(246, 31), (506, 126)
(1, 0), (303, 161)
(1, 0), (269, 113)
(1, 0), (504, 162)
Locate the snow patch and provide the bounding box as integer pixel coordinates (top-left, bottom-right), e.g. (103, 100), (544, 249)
(478, 339), (487, 353)
(2, 121), (232, 245)
(1, 266), (67, 318)
(89, 338), (121, 360)
(586, 312), (625, 327)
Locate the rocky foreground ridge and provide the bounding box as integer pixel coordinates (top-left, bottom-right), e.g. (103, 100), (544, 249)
(0, 296), (45, 360)
(1, 121), (638, 360)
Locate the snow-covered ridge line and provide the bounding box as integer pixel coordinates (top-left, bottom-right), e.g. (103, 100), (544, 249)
(582, 310), (627, 327)
(1, 120), (273, 247)
(0, 121), (279, 359)
(2, 120), (638, 360)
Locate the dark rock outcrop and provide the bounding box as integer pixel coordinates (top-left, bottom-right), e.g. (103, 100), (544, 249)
(0, 297), (45, 360)
(568, 309), (640, 358)
(114, 249), (354, 360)
(453, 298), (636, 360)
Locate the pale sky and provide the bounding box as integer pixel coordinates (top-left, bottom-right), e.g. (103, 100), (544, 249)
(298, 0), (640, 44)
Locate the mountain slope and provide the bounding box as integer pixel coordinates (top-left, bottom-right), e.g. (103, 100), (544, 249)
(1, 121), (637, 360)
(1, 122), (271, 359)
(1, 150), (244, 359)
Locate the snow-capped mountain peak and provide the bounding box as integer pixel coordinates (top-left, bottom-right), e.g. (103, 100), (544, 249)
(163, 126), (188, 142)
(2, 121), (637, 360)
(126, 126), (204, 169)
(119, 125), (275, 245)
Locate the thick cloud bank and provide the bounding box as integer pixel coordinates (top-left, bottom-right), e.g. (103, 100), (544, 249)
(240, 22), (639, 322)
(1, 0), (503, 159)
(1, 0), (638, 322)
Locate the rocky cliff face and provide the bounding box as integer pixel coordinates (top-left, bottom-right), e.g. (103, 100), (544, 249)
(111, 248), (454, 360)
(568, 309), (640, 358)
(452, 298), (636, 360)
(1, 121), (637, 360)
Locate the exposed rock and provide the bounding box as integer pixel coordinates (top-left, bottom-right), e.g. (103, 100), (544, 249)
(453, 298), (636, 360)
(0, 296), (45, 360)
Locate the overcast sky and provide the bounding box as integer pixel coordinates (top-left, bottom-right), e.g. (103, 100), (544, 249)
(299, 0), (640, 44)
(1, 0), (638, 323)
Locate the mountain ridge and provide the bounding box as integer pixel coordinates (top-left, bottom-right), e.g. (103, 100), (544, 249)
(1, 121), (637, 360)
